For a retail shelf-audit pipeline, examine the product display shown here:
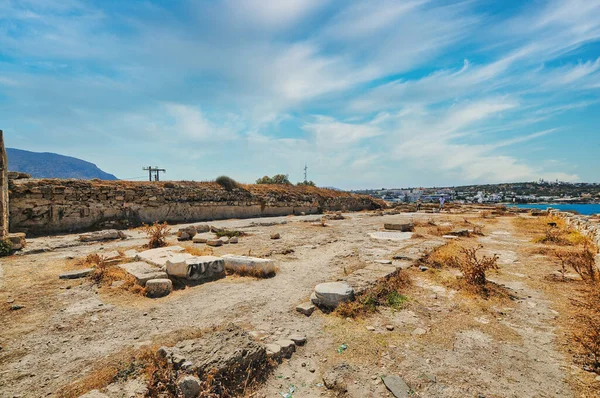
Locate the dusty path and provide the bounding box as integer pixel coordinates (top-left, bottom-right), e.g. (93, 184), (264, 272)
(0, 212), (593, 397)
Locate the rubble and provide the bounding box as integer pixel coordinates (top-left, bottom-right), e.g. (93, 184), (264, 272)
(79, 230), (127, 242)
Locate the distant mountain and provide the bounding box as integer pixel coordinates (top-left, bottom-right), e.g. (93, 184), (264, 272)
(7, 148), (118, 180)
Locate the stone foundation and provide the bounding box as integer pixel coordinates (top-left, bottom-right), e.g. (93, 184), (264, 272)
(8, 179), (384, 235)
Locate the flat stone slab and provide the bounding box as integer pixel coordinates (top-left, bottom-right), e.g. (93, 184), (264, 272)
(59, 268), (94, 279)
(221, 254), (274, 271)
(206, 239), (223, 247)
(119, 261), (167, 286)
(136, 246), (187, 268)
(370, 232), (413, 241)
(312, 282), (354, 309)
(80, 229), (126, 242)
(166, 255), (225, 281)
(382, 375), (411, 398)
(273, 339), (296, 358)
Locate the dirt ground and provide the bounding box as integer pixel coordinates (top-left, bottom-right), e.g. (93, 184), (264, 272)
(1, 210), (599, 397)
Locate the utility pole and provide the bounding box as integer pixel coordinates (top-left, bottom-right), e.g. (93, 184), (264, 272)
(0, 130), (9, 238)
(304, 164), (308, 183)
(142, 166), (166, 182)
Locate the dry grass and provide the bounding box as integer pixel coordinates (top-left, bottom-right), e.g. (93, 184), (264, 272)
(184, 246), (214, 256)
(225, 264), (278, 279)
(336, 272), (411, 318)
(85, 254), (146, 296)
(141, 221), (170, 249)
(422, 242), (462, 269)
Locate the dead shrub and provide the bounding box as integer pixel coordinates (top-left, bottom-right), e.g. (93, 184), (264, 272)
(142, 221), (170, 249)
(458, 246), (499, 287)
(472, 224), (485, 236)
(535, 226), (571, 245)
(555, 245), (599, 283)
(185, 246), (214, 256)
(572, 287), (600, 373)
(480, 210), (494, 219)
(336, 272), (411, 318)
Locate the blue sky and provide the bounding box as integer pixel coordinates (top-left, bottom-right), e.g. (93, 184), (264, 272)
(1, 0), (599, 189)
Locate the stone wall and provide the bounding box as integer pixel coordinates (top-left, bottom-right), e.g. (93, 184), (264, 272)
(551, 210), (600, 247)
(8, 179), (384, 235)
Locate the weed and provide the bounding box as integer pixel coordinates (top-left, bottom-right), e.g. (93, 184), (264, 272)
(0, 239), (12, 257)
(458, 246), (499, 287)
(141, 221), (170, 249)
(184, 246), (214, 256)
(336, 272), (411, 318)
(215, 176), (239, 191)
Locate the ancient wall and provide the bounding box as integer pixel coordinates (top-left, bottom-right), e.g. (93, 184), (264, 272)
(552, 210), (600, 247)
(8, 179), (384, 235)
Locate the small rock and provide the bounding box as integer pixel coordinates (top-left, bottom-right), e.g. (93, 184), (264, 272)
(10, 305), (24, 311)
(270, 233), (281, 240)
(375, 259), (393, 265)
(366, 326), (376, 332)
(206, 239), (223, 247)
(274, 339), (296, 358)
(296, 302), (316, 316)
(382, 375), (411, 398)
(265, 343), (282, 360)
(192, 236), (208, 244)
(178, 375), (201, 398)
(195, 224), (210, 233)
(412, 328), (427, 335)
(6, 298), (14, 304)
(419, 266), (429, 272)
(385, 325), (395, 331)
(289, 334), (307, 346)
(312, 282), (355, 309)
(111, 280), (125, 289)
(229, 236), (238, 244)
(145, 279), (173, 298)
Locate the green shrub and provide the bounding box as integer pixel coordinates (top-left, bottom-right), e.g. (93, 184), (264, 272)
(256, 174), (291, 185)
(0, 239), (12, 257)
(297, 180), (316, 186)
(215, 175), (239, 191)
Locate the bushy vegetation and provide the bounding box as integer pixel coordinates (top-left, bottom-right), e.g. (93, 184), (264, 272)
(336, 272), (411, 318)
(297, 180), (316, 186)
(141, 221), (170, 249)
(255, 174), (291, 185)
(225, 263), (278, 279)
(458, 246), (499, 287)
(0, 238), (12, 257)
(215, 175), (239, 191)
(214, 229), (245, 239)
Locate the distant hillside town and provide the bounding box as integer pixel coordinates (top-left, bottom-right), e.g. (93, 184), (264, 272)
(353, 180), (600, 204)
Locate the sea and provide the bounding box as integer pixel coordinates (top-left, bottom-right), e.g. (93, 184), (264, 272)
(512, 203), (600, 216)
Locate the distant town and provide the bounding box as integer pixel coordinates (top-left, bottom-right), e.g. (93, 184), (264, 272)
(353, 180), (600, 204)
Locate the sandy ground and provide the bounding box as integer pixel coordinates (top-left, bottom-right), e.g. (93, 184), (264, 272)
(0, 211), (599, 397)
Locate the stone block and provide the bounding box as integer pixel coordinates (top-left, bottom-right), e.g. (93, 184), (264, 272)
(119, 261), (168, 286)
(273, 339), (296, 358)
(312, 282), (354, 309)
(221, 254), (274, 271)
(384, 223), (414, 232)
(206, 239), (223, 247)
(59, 268), (94, 279)
(79, 229), (126, 242)
(6, 233), (26, 250)
(136, 246), (187, 268)
(146, 279), (172, 298)
(192, 236), (208, 244)
(289, 334), (307, 346)
(370, 231), (413, 241)
(195, 224), (210, 233)
(166, 255), (225, 281)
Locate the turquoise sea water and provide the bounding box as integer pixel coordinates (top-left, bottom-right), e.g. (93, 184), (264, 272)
(512, 204), (600, 215)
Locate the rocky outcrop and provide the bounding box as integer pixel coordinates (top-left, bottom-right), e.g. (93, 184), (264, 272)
(8, 179), (384, 235)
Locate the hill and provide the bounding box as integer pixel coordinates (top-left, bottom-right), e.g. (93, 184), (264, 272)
(7, 148), (118, 180)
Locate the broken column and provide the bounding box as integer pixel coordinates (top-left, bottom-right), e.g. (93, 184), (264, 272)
(0, 130), (8, 239)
